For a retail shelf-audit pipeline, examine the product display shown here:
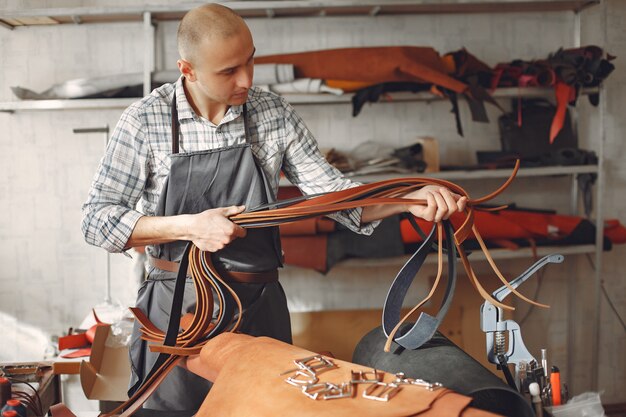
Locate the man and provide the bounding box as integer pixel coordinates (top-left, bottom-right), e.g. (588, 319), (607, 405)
(81, 3), (466, 412)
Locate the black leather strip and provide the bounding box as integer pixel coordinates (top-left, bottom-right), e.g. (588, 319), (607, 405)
(382, 223), (437, 348)
(133, 242), (192, 396)
(382, 220), (457, 350)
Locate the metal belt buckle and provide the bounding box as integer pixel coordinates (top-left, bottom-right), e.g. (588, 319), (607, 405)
(350, 369), (384, 384)
(393, 373), (442, 391)
(302, 382), (337, 400)
(410, 378), (443, 391)
(285, 370), (319, 387)
(363, 382), (402, 402)
(322, 382), (354, 400)
(281, 355), (336, 376)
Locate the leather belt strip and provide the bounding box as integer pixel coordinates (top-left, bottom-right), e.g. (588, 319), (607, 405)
(382, 220), (458, 352)
(106, 159), (553, 416)
(147, 255), (279, 283)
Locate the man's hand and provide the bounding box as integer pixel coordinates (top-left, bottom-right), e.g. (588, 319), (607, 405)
(186, 205), (247, 252)
(403, 185), (467, 222)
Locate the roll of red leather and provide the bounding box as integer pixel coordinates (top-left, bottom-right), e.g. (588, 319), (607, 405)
(0, 378), (10, 409)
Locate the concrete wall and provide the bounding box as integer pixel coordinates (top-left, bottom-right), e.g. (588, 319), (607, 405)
(0, 0), (624, 406)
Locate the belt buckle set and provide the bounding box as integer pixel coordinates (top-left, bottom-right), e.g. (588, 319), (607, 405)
(283, 355), (350, 400)
(282, 356), (442, 402)
(392, 372), (443, 391)
(360, 372), (444, 402)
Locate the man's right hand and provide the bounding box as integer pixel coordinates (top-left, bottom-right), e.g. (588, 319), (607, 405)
(126, 205), (247, 251)
(186, 205), (247, 252)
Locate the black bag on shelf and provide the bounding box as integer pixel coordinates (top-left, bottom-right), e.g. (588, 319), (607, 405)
(498, 99), (577, 161)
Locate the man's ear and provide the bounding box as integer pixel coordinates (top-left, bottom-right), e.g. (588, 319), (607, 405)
(177, 59), (196, 82)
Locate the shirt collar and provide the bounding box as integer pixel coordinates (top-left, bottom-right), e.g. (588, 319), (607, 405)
(174, 76), (195, 121)
(174, 76), (245, 125)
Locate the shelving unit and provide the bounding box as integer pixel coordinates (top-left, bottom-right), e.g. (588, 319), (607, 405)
(0, 86), (600, 113)
(338, 244), (596, 268)
(311, 164), (598, 182)
(1, 0), (606, 391)
(0, 1), (600, 28)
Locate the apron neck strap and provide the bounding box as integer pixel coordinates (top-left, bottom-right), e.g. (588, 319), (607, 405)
(171, 92), (180, 154)
(170, 92), (250, 155)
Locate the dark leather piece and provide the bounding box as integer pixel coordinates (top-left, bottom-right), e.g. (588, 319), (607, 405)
(382, 221), (457, 350)
(352, 326), (534, 417)
(326, 215), (405, 271)
(351, 82), (431, 116)
(499, 99), (577, 160)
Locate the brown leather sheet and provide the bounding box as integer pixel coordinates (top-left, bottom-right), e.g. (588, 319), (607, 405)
(191, 333), (502, 417)
(256, 47), (467, 93)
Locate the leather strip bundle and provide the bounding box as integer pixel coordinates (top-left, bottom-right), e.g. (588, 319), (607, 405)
(105, 160), (550, 416)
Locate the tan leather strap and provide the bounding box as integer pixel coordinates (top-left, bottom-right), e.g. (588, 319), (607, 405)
(147, 254), (279, 283)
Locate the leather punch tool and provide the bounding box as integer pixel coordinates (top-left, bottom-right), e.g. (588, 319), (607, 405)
(480, 254), (564, 390)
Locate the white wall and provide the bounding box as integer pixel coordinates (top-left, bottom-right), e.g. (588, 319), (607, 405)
(0, 0), (624, 405)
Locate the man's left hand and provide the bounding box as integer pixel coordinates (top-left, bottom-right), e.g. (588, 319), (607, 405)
(403, 185), (467, 222)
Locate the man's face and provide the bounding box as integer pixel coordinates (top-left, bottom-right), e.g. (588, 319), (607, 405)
(190, 27), (255, 106)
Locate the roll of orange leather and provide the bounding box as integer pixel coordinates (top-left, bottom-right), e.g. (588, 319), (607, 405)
(256, 46), (468, 94)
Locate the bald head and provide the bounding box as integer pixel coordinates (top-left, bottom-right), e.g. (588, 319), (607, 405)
(177, 4), (248, 64)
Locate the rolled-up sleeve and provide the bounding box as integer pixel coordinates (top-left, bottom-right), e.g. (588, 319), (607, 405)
(81, 105), (149, 252)
(280, 99), (379, 235)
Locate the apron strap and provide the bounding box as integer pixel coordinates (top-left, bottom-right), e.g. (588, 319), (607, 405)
(171, 92), (180, 154)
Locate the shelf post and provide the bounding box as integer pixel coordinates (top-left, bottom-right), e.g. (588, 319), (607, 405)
(566, 5), (582, 392)
(590, 0), (608, 392)
(143, 11), (154, 97)
(590, 81), (606, 393)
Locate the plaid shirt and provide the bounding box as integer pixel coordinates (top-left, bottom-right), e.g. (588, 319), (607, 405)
(82, 77), (376, 253)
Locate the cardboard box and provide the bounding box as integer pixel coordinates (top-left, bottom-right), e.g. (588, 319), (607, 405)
(79, 324), (130, 401)
(416, 136), (439, 173)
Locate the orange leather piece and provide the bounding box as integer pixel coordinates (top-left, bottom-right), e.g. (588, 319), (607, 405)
(400, 210), (535, 243)
(193, 333), (502, 417)
(551, 81), (576, 144)
(281, 235), (328, 273)
(59, 347), (91, 359)
(256, 47), (468, 94)
(49, 403), (77, 417)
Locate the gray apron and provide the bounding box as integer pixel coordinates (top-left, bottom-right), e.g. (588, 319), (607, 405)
(128, 94), (292, 412)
